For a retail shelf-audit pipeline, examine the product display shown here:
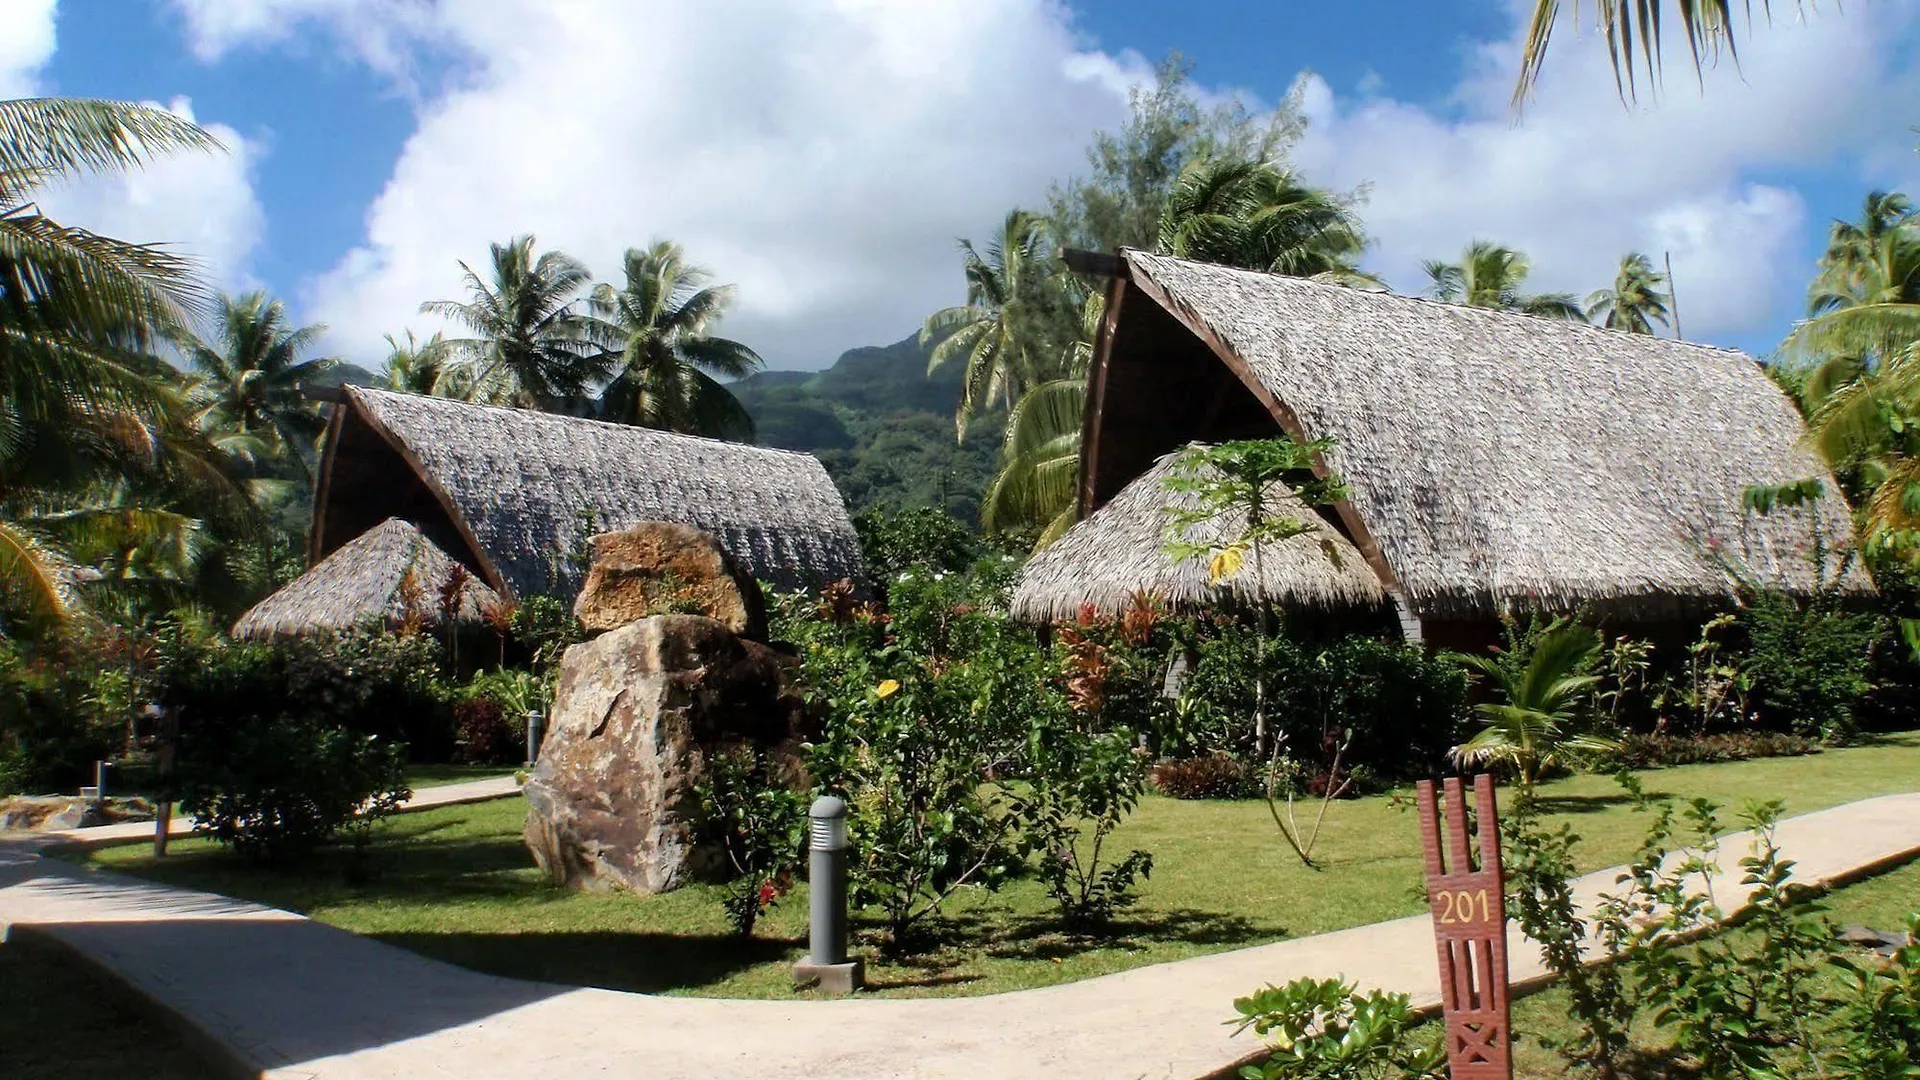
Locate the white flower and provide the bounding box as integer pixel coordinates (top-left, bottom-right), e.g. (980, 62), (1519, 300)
(933, 572), (946, 581)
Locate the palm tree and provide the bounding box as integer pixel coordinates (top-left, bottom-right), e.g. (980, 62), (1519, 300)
(583, 242), (762, 439)
(420, 235), (602, 410)
(1452, 621), (1614, 794)
(922, 210), (1075, 439)
(174, 290), (336, 483)
(1, 96), (229, 623)
(1424, 241), (1586, 320)
(377, 330), (452, 396)
(1587, 252), (1673, 335)
(1788, 194), (1920, 541)
(980, 294), (1103, 544)
(1514, 1), (1819, 107)
(1157, 158), (1374, 284)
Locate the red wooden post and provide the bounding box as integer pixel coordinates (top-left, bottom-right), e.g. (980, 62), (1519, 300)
(1415, 775), (1512, 1079)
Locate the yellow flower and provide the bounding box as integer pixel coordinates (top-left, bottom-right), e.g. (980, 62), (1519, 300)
(875, 679), (901, 699)
(1208, 545), (1246, 585)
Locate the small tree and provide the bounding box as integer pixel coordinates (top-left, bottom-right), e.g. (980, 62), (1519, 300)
(1452, 619), (1615, 795)
(1161, 438), (1347, 760)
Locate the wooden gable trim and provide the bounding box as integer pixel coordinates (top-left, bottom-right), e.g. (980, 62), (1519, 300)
(316, 389), (517, 599)
(1119, 263), (1406, 595)
(1077, 272), (1129, 518)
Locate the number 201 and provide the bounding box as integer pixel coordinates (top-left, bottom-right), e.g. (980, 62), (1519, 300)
(1436, 888), (1493, 924)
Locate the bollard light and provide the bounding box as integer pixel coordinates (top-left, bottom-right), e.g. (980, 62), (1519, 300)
(794, 795), (863, 994)
(525, 710), (545, 767)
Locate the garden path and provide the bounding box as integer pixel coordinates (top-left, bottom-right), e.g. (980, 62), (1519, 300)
(19, 774), (524, 851)
(1, 789), (1917, 1080)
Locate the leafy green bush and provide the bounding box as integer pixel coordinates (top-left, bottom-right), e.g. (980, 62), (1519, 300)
(174, 715), (410, 860)
(450, 698), (518, 765)
(694, 745), (808, 936)
(1737, 590), (1882, 740)
(1593, 731), (1821, 770)
(1181, 629), (1466, 778)
(1230, 977), (1445, 1080)
(1014, 720), (1153, 929)
(0, 637), (120, 795)
(851, 505), (979, 583)
(1148, 754), (1259, 800)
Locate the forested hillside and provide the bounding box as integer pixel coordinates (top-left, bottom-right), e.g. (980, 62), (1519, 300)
(732, 333), (1003, 523)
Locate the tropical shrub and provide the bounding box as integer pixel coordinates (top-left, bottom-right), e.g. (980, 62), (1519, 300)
(694, 744), (808, 936)
(1593, 731), (1821, 770)
(450, 697), (518, 765)
(1230, 977), (1446, 1080)
(1452, 619), (1615, 793)
(1148, 754), (1259, 800)
(173, 714), (409, 860)
(851, 505), (980, 583)
(1014, 717), (1153, 929)
(0, 636), (125, 795)
(793, 569), (1039, 947)
(158, 628), (452, 760)
(1737, 590), (1882, 740)
(1180, 628), (1466, 778)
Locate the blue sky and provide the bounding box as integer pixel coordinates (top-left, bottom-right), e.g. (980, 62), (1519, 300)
(10, 1), (1917, 368)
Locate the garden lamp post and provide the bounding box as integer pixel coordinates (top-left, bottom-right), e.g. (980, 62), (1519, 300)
(525, 710), (545, 768)
(793, 795), (863, 994)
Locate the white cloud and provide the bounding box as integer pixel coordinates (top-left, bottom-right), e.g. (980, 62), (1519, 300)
(169, 0), (1916, 364)
(32, 97), (269, 296)
(169, 0), (1139, 367)
(1, 0), (57, 96)
(1293, 5), (1919, 342)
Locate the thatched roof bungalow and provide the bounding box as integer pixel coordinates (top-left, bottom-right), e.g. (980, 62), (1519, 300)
(309, 386), (863, 601)
(1026, 249), (1868, 641)
(1010, 446), (1387, 623)
(233, 518), (502, 639)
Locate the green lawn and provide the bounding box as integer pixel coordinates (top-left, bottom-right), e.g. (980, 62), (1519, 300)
(64, 734), (1920, 1000)
(405, 764), (519, 788)
(0, 940), (210, 1080)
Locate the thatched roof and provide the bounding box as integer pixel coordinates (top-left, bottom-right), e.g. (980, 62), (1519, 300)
(1010, 446), (1387, 622)
(1074, 250), (1869, 622)
(311, 387), (863, 598)
(233, 518), (502, 639)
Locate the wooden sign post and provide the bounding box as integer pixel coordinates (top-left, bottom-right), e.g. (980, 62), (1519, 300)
(1415, 776), (1512, 1080)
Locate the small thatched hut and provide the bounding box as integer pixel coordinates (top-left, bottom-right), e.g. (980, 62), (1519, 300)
(1030, 249), (1869, 643)
(1010, 446), (1386, 623)
(233, 518), (502, 639)
(308, 386), (864, 600)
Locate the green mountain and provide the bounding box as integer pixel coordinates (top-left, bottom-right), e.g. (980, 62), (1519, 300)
(733, 333), (1004, 524)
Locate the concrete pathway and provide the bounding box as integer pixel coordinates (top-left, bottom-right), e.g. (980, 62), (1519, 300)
(15, 775), (522, 851)
(2, 790), (1917, 1080)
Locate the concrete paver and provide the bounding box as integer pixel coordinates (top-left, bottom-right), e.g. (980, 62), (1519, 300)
(3, 789), (1917, 1080)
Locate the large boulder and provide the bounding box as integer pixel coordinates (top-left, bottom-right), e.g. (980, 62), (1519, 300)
(522, 614), (809, 893)
(571, 523), (769, 641)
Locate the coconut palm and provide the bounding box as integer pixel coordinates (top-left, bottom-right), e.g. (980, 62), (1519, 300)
(979, 293), (1105, 544)
(1424, 241), (1586, 320)
(1157, 158), (1375, 284)
(377, 330), (453, 396)
(1514, 1), (1818, 106)
(1, 96), (229, 622)
(420, 235), (602, 410)
(174, 290), (336, 483)
(1587, 252), (1673, 335)
(1788, 195), (1920, 542)
(922, 210), (1076, 439)
(1452, 621), (1615, 794)
(583, 242), (762, 440)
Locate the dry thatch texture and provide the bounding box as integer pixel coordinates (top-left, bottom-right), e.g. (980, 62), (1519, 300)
(233, 518), (501, 639)
(1122, 250), (1870, 618)
(344, 387), (864, 596)
(1010, 446), (1387, 623)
